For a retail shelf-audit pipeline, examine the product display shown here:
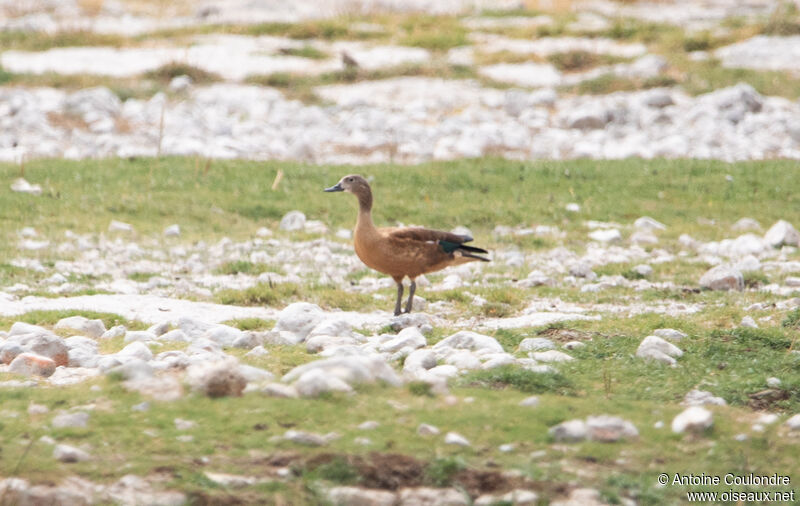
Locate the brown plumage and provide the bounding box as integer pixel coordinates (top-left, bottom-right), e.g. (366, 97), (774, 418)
(325, 174), (490, 315)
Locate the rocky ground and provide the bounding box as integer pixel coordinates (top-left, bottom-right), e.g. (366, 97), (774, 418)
(1, 158), (800, 504)
(2, 0), (800, 504)
(2, 0), (800, 163)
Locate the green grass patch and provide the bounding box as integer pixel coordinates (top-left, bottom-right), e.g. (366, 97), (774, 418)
(143, 62), (222, 85)
(760, 1), (800, 35)
(547, 51), (627, 72)
(424, 456), (465, 486)
(461, 366), (576, 395)
(221, 318), (275, 331)
(680, 61), (800, 100)
(278, 45), (328, 59)
(4, 157), (800, 247)
(0, 30), (128, 51)
(215, 282), (301, 307)
(398, 15), (469, 50)
(215, 260), (285, 276)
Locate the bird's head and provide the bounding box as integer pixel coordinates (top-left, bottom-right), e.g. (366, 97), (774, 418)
(324, 174), (370, 195)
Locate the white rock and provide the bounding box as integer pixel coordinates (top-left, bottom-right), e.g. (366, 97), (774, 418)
(186, 360), (247, 397)
(159, 329), (190, 343)
(634, 216), (666, 231)
(403, 349), (437, 374)
(585, 415), (639, 442)
(124, 330), (158, 343)
(565, 203), (580, 212)
(10, 178), (42, 195)
(588, 229), (621, 243)
(549, 419), (587, 442)
(699, 265), (743, 291)
(672, 406), (713, 433)
(108, 358), (153, 380)
(683, 389), (726, 406)
(279, 210), (306, 231)
(444, 351), (481, 370)
(434, 331), (503, 353)
(732, 218), (761, 232)
(636, 335), (682, 366)
(108, 220), (133, 233)
(261, 383), (299, 398)
(397, 487), (468, 506)
(52, 411), (89, 428)
(740, 316), (758, 329)
(283, 355), (402, 387)
(164, 224), (181, 237)
(204, 325), (244, 347)
(101, 325), (126, 340)
(273, 302), (326, 342)
(307, 318), (353, 339)
(54, 316), (106, 338)
(519, 396), (539, 407)
(784, 414), (800, 431)
(117, 341), (153, 362)
(9, 353), (56, 377)
(295, 368), (353, 397)
(284, 430), (327, 446)
(390, 313), (431, 332)
(204, 472), (258, 489)
(169, 75), (193, 92)
(379, 327), (426, 353)
(518, 337), (555, 352)
(476, 490), (539, 506)
(764, 220), (800, 248)
(417, 423), (440, 436)
(653, 328), (687, 341)
(444, 432), (470, 447)
(327, 487), (397, 506)
(53, 444), (90, 463)
(766, 377), (782, 388)
(531, 350), (574, 363)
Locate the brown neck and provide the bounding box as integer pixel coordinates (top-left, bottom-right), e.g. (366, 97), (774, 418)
(354, 187), (374, 229)
(356, 186), (372, 213)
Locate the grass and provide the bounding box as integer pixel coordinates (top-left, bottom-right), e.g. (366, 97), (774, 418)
(760, 1), (800, 36)
(278, 46), (328, 60)
(3, 157), (800, 250)
(562, 73), (679, 95)
(398, 15), (469, 50)
(143, 62), (222, 85)
(0, 30), (129, 51)
(215, 260), (284, 276)
(547, 51), (628, 72)
(680, 61), (800, 100)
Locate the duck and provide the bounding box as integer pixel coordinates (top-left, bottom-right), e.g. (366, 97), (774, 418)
(325, 174), (490, 316)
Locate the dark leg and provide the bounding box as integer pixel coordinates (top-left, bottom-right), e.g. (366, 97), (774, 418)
(394, 281), (404, 316)
(404, 279), (416, 314)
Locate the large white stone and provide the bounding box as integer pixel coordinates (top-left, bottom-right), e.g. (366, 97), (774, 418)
(636, 335), (683, 366)
(273, 302), (326, 342)
(433, 331), (503, 353)
(764, 220), (800, 248)
(699, 265), (744, 291)
(672, 406), (713, 433)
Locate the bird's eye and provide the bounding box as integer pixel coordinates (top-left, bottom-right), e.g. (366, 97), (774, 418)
(346, 177), (353, 182)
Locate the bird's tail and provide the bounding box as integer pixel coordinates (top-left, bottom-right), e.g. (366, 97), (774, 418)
(439, 240), (490, 262)
(456, 244), (490, 262)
